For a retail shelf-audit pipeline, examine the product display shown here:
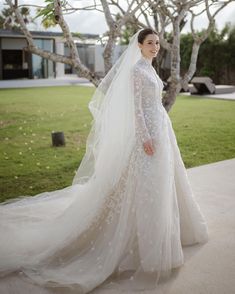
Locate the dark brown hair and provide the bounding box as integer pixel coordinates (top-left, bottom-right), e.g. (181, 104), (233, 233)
(137, 28), (158, 44)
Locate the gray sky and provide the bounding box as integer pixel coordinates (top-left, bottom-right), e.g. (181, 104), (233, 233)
(0, 0), (235, 34)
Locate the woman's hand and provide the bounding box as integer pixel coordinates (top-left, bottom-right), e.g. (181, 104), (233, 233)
(143, 138), (155, 156)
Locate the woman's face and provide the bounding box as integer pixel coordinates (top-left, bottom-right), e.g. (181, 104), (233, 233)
(138, 34), (160, 59)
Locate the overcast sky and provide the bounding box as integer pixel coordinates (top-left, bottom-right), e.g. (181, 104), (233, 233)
(1, 0), (235, 35)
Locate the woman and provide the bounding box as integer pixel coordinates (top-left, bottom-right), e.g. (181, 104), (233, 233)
(0, 28), (209, 293)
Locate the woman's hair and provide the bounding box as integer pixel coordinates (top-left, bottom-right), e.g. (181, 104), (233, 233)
(137, 28), (158, 44)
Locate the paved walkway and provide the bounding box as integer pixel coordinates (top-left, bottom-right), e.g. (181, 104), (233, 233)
(1, 77), (235, 101)
(0, 158), (234, 294)
(201, 92), (235, 100)
(182, 91), (235, 101)
(0, 76), (94, 88)
(97, 158), (235, 294)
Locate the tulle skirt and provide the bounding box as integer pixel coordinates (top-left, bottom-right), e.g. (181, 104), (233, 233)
(0, 110), (209, 293)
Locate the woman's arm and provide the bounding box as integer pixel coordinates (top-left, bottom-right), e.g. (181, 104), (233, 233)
(133, 66), (152, 144)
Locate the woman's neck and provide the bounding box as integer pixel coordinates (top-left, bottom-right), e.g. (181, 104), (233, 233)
(141, 54), (153, 64)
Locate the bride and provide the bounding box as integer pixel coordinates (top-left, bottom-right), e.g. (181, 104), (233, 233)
(0, 28), (209, 293)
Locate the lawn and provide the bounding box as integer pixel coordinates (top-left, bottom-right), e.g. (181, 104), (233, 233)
(0, 86), (235, 202)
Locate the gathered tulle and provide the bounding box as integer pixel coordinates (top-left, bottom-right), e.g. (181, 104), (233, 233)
(0, 111), (209, 293)
(0, 30), (209, 293)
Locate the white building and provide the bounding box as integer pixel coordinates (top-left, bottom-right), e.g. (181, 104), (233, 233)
(0, 29), (126, 80)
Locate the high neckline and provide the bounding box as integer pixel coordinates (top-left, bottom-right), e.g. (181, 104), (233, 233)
(140, 55), (153, 65)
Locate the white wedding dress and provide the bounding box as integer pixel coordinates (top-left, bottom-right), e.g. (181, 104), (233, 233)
(0, 52), (209, 293)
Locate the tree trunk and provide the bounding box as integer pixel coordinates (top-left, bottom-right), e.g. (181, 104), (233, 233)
(162, 19), (181, 112)
(162, 81), (180, 112)
(182, 41), (200, 84)
(103, 32), (117, 74)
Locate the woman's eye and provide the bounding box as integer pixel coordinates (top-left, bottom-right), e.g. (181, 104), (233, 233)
(147, 41), (159, 45)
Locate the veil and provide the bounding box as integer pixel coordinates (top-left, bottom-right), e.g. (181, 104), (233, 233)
(1, 29), (164, 290)
(0, 28), (209, 293)
(72, 29), (142, 190)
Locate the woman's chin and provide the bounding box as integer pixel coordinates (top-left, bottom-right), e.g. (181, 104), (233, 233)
(149, 53), (158, 58)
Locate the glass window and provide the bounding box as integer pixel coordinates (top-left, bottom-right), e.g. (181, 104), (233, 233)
(32, 39), (55, 79)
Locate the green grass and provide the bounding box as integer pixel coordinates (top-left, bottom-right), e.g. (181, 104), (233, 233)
(0, 86), (235, 202)
(169, 95), (235, 167)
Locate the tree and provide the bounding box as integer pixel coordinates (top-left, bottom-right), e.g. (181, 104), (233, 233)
(5, 0), (145, 87)
(180, 24), (235, 85)
(201, 24), (235, 84)
(6, 0), (100, 86)
(125, 0), (234, 111)
(5, 0), (235, 111)
(0, 6), (33, 29)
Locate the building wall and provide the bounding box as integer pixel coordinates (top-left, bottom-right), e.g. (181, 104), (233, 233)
(1, 38), (30, 80)
(1, 38), (27, 50)
(55, 40), (65, 78)
(0, 37), (55, 80)
(0, 33), (128, 80)
(94, 44), (127, 75)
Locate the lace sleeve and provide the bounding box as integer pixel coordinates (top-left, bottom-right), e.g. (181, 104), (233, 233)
(133, 66), (152, 143)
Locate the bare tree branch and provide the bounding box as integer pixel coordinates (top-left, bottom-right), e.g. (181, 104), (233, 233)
(5, 0), (100, 86)
(183, 0), (234, 84)
(53, 0), (80, 61)
(101, 0), (146, 73)
(4, 0), (235, 111)
(109, 0), (126, 15)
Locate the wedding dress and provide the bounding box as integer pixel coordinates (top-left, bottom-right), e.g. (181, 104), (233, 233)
(0, 30), (209, 293)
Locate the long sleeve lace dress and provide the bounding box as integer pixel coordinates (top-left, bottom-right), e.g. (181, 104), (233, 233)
(0, 55), (209, 294)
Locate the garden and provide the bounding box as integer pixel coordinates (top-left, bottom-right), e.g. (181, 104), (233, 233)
(0, 85), (235, 202)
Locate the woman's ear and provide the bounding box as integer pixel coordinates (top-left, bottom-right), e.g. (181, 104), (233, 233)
(137, 42), (142, 49)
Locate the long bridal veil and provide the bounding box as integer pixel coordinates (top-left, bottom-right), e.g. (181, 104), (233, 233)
(0, 28), (209, 293)
(72, 29), (142, 188)
(0, 29), (169, 291)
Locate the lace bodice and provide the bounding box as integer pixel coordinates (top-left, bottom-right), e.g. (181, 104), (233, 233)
(133, 56), (164, 143)
(0, 30), (209, 294)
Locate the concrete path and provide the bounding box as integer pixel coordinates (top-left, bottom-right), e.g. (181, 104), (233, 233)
(182, 91), (235, 101)
(0, 158), (235, 294)
(0, 76), (94, 89)
(95, 158), (235, 294)
(0, 74), (235, 100)
(1, 77), (235, 101)
(201, 92), (235, 100)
